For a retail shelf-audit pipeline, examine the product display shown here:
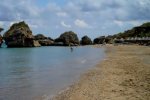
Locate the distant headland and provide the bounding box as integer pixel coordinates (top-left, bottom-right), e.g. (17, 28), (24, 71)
(0, 21), (150, 48)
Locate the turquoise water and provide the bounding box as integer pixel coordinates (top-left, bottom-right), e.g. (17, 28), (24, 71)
(0, 46), (105, 100)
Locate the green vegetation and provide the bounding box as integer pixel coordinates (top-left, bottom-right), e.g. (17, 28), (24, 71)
(4, 21), (32, 38)
(10, 21), (29, 30)
(113, 22), (150, 39)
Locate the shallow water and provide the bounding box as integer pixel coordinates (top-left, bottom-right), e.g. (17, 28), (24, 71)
(0, 46), (105, 100)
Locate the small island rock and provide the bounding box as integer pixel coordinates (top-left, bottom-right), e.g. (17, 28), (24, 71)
(55, 31), (79, 46)
(3, 21), (41, 47)
(93, 36), (106, 44)
(80, 35), (92, 45)
(34, 34), (54, 46)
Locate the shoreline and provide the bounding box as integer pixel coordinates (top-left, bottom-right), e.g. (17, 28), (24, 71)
(52, 45), (150, 100)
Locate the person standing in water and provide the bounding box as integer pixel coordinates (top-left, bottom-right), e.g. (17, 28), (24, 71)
(71, 46), (73, 52)
(69, 43), (74, 52)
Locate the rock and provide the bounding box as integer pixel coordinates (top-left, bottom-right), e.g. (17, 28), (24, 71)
(105, 35), (113, 44)
(33, 40), (41, 47)
(34, 34), (54, 46)
(38, 40), (54, 46)
(3, 21), (40, 47)
(0, 34), (3, 47)
(0, 28), (4, 32)
(80, 35), (92, 45)
(55, 31), (79, 46)
(34, 34), (47, 40)
(0, 28), (4, 47)
(51, 42), (64, 46)
(93, 36), (105, 44)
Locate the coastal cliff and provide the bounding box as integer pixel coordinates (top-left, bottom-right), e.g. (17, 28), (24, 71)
(3, 21), (41, 47)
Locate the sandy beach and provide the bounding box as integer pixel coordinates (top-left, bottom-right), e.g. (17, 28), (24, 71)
(52, 45), (150, 100)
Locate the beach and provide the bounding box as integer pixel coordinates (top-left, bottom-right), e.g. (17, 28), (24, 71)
(53, 45), (150, 100)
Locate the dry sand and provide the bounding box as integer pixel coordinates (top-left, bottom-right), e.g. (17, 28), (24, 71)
(52, 45), (150, 100)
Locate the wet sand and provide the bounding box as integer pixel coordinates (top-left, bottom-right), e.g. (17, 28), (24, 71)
(52, 45), (150, 100)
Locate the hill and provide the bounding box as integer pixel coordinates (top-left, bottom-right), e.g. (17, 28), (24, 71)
(113, 22), (150, 39)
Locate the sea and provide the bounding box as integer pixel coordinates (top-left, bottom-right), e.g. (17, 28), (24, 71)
(0, 44), (105, 100)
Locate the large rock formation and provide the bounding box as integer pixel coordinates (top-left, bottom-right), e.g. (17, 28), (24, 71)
(0, 28), (4, 47)
(80, 35), (92, 45)
(0, 34), (3, 47)
(93, 36), (105, 44)
(34, 34), (54, 46)
(3, 21), (41, 47)
(55, 31), (79, 46)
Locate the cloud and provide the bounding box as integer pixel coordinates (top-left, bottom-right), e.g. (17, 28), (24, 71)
(61, 21), (71, 28)
(74, 19), (90, 28)
(0, 21), (4, 27)
(0, 0), (150, 38)
(29, 24), (38, 29)
(9, 21), (20, 27)
(113, 20), (144, 28)
(57, 12), (68, 17)
(114, 20), (123, 27)
(67, 0), (150, 21)
(0, 0), (39, 21)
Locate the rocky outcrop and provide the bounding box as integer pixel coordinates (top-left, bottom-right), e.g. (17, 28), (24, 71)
(55, 31), (79, 46)
(0, 34), (3, 47)
(105, 35), (114, 44)
(33, 40), (41, 47)
(3, 21), (41, 47)
(0, 28), (4, 47)
(34, 34), (54, 46)
(80, 35), (92, 45)
(93, 36), (105, 44)
(0, 28), (3, 32)
(38, 40), (54, 46)
(34, 34), (47, 40)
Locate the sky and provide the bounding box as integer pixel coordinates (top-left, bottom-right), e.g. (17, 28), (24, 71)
(0, 0), (150, 39)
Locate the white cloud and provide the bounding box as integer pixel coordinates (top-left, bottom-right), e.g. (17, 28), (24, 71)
(61, 21), (71, 28)
(0, 0), (150, 38)
(57, 12), (68, 17)
(29, 24), (38, 29)
(114, 20), (123, 26)
(126, 20), (145, 26)
(0, 21), (4, 27)
(9, 21), (21, 27)
(114, 20), (146, 27)
(74, 19), (90, 28)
